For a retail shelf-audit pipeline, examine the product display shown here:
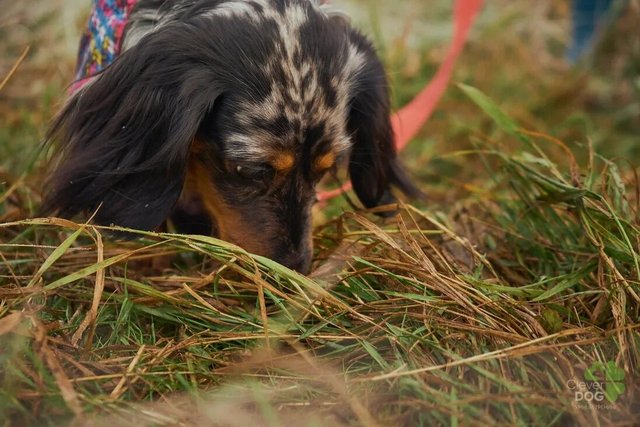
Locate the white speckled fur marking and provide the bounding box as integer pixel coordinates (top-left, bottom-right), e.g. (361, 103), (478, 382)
(122, 0), (368, 161)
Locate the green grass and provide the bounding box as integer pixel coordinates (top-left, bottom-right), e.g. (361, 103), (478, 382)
(1, 1), (639, 426)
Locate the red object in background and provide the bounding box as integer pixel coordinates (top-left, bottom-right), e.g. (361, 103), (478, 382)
(317, 0), (485, 202)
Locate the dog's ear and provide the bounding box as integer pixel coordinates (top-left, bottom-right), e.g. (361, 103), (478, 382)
(347, 44), (423, 212)
(41, 23), (223, 230)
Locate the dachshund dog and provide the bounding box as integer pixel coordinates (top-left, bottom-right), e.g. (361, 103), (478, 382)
(42, 0), (420, 273)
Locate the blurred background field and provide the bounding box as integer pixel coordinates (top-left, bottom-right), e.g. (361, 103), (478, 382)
(1, 1), (639, 426)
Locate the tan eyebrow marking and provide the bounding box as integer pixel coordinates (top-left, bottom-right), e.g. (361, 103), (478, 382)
(271, 152), (296, 172)
(313, 152), (335, 172)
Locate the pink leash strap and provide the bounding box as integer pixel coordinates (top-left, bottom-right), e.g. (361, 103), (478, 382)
(317, 0), (484, 202)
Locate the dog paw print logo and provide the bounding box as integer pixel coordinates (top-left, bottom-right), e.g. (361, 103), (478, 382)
(584, 361), (626, 403)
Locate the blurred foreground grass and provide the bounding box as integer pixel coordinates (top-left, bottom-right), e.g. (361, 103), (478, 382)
(1, 1), (639, 426)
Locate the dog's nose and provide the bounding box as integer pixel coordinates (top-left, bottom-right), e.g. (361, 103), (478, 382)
(290, 256), (312, 275)
(276, 253), (312, 275)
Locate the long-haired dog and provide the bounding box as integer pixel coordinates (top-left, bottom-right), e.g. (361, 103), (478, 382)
(42, 0), (420, 273)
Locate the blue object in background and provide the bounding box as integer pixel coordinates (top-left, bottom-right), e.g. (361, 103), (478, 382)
(567, 0), (614, 63)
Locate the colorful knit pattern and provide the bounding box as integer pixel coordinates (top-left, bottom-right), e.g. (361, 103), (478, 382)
(74, 0), (137, 84)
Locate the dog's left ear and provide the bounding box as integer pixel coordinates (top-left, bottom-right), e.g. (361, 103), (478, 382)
(41, 23), (223, 231)
(347, 42), (423, 212)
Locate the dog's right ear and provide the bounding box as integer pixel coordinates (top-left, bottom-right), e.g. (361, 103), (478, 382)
(41, 22), (224, 231)
(346, 36), (423, 212)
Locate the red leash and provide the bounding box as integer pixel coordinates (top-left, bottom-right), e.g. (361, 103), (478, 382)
(318, 0), (484, 202)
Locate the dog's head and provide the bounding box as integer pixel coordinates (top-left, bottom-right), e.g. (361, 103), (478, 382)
(42, 0), (421, 273)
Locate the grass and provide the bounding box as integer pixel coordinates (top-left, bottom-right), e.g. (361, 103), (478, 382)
(1, 1), (639, 426)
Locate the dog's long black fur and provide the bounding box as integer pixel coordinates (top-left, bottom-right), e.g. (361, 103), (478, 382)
(42, 0), (421, 273)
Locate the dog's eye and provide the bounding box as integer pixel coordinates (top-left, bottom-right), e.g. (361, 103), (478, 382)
(234, 164), (273, 183)
(312, 152), (337, 182)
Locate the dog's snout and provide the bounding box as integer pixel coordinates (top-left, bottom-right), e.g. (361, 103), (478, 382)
(212, 211), (313, 274)
(276, 251), (312, 274)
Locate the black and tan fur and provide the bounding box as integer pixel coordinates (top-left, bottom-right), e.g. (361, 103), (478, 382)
(42, 0), (420, 273)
